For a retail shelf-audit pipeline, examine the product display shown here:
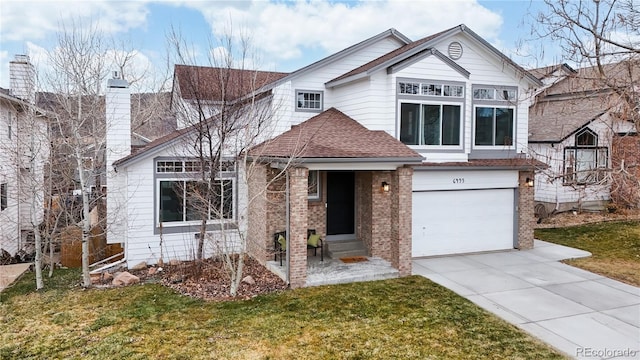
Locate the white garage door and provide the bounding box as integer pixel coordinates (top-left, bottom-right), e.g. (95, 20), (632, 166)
(412, 189), (514, 257)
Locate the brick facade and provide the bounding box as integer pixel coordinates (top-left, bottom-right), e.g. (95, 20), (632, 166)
(394, 167), (413, 276)
(517, 170), (535, 250)
(247, 165), (413, 287)
(288, 167), (309, 289)
(611, 134), (640, 208)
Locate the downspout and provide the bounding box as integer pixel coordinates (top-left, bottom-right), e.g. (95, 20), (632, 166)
(285, 170), (290, 285)
(16, 110), (21, 252)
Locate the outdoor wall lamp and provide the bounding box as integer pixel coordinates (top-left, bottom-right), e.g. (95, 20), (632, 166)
(525, 177), (534, 187)
(381, 181), (390, 192)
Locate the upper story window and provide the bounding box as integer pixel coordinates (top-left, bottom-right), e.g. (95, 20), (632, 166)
(472, 85), (517, 148)
(296, 90), (323, 112)
(473, 87), (516, 101)
(564, 129), (608, 185)
(398, 79), (465, 148)
(399, 81), (463, 98)
(400, 103), (462, 146)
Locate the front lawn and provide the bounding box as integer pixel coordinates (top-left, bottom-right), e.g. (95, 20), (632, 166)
(0, 269), (563, 359)
(535, 220), (640, 286)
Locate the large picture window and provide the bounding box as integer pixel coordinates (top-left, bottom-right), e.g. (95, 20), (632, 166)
(400, 103), (461, 146)
(474, 107), (514, 146)
(159, 179), (233, 223)
(564, 129), (608, 185)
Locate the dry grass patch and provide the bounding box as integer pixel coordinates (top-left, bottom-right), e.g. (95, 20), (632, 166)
(1, 270), (564, 359)
(535, 220), (640, 286)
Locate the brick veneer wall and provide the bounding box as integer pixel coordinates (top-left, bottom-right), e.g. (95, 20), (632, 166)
(371, 171), (393, 261)
(247, 163), (268, 263)
(611, 134), (640, 208)
(288, 167), (308, 289)
(517, 170), (535, 250)
(356, 172), (373, 253)
(394, 167), (413, 276)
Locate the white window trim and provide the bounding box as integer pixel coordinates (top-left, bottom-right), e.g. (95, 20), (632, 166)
(156, 177), (236, 227)
(397, 100), (464, 150)
(295, 90), (324, 112)
(471, 104), (517, 150)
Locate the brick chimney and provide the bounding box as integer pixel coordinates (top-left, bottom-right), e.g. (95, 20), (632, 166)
(105, 72), (130, 245)
(9, 55), (36, 104)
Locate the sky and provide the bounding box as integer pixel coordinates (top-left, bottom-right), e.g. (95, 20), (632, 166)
(0, 0), (552, 91)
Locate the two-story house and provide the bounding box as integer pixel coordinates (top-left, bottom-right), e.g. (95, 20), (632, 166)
(529, 62), (639, 213)
(106, 24), (542, 288)
(0, 55), (48, 260)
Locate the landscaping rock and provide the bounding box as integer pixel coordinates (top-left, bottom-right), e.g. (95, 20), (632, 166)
(242, 275), (255, 285)
(112, 271), (140, 286)
(169, 259), (181, 266)
(130, 261), (147, 271)
(90, 272), (114, 284)
(148, 267), (157, 275)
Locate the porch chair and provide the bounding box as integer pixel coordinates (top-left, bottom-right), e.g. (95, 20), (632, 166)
(273, 229), (324, 266)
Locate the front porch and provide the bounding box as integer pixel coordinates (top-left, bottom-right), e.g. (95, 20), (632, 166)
(246, 108), (423, 288)
(266, 255), (399, 287)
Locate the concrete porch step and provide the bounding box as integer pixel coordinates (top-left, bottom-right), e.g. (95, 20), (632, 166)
(326, 239), (368, 259)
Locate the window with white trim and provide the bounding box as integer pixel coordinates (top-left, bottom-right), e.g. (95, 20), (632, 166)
(563, 129), (608, 185)
(296, 90), (323, 111)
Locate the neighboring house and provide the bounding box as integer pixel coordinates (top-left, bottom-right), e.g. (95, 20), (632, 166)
(107, 24), (542, 288)
(529, 62), (639, 213)
(0, 55), (49, 258)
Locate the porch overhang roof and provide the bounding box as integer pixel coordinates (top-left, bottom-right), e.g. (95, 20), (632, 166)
(249, 108), (423, 165)
(264, 156), (423, 171)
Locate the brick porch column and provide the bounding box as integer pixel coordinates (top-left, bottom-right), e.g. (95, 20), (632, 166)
(395, 167), (413, 276)
(370, 171), (392, 260)
(288, 167), (308, 288)
(518, 170), (535, 250)
(247, 163), (268, 263)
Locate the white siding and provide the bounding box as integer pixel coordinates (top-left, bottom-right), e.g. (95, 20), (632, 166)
(529, 119), (614, 207)
(123, 143), (247, 265)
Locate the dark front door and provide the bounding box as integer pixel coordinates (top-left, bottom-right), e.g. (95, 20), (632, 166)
(326, 172), (355, 235)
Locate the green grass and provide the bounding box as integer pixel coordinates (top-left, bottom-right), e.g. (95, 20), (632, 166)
(0, 269), (564, 359)
(535, 220), (640, 286)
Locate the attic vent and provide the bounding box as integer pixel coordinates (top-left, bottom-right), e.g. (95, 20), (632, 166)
(448, 42), (463, 60)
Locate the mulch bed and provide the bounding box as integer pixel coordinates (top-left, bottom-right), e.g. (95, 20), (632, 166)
(130, 256), (288, 302)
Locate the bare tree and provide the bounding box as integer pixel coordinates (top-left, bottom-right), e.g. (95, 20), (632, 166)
(42, 20), (143, 287)
(167, 27), (290, 295)
(530, 0), (640, 209)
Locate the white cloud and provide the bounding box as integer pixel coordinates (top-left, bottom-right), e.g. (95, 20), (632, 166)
(0, 0), (150, 42)
(184, 0), (503, 62)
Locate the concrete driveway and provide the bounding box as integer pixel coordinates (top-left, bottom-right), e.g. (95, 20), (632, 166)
(413, 240), (640, 360)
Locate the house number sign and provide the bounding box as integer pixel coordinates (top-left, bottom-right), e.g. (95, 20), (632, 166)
(452, 178), (465, 184)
